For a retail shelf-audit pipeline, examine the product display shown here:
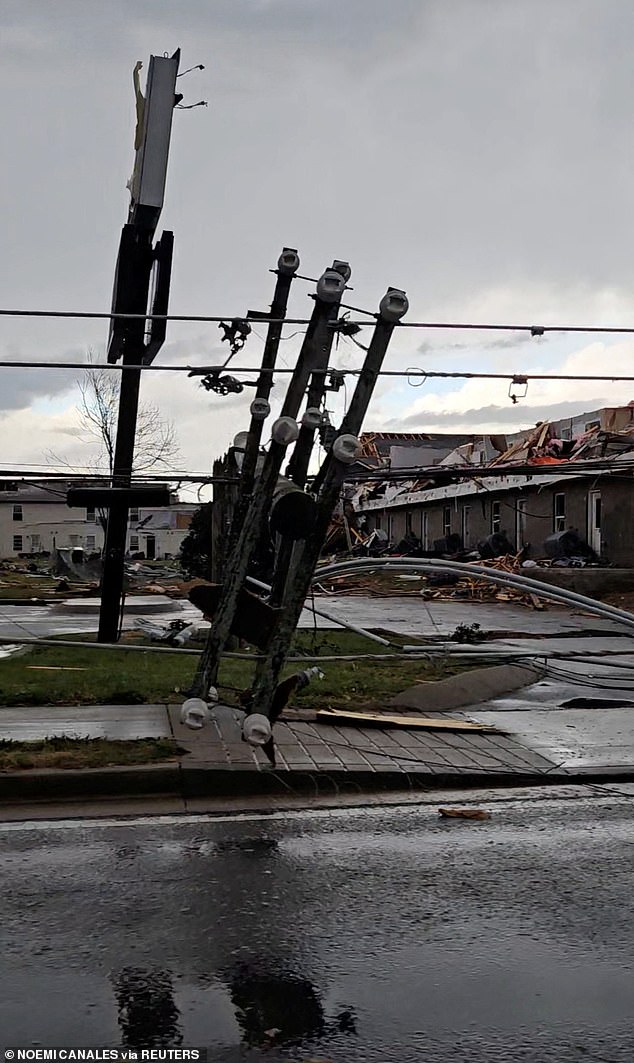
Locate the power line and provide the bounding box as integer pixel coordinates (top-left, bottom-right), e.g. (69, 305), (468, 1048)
(4, 304), (634, 336)
(0, 471), (238, 483)
(3, 358), (634, 387)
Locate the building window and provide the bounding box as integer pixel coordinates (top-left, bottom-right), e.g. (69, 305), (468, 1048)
(554, 493), (566, 533)
(69, 534), (80, 546)
(31, 534), (41, 552)
(516, 498), (527, 550)
(12, 535), (23, 551)
(462, 506), (471, 547)
(86, 507), (96, 522)
(491, 501), (501, 534)
(86, 535), (96, 550)
(442, 506), (451, 537)
(130, 535), (139, 551)
(130, 507), (139, 523)
(12, 504), (22, 522)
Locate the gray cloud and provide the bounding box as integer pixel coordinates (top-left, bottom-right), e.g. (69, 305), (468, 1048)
(1, 1), (634, 449)
(389, 398), (613, 431)
(0, 345), (88, 414)
(417, 334), (545, 358)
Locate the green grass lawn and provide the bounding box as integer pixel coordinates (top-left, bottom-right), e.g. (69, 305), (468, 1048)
(0, 629), (465, 711)
(0, 736), (181, 770)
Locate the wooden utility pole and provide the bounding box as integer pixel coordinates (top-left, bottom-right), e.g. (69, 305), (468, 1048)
(189, 265), (348, 698)
(247, 288), (408, 731)
(230, 248), (300, 534)
(98, 51), (180, 642)
(267, 260), (351, 606)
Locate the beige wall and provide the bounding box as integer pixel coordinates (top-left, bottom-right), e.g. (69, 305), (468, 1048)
(0, 501), (192, 559)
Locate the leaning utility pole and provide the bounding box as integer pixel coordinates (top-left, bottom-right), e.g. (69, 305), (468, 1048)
(188, 264), (348, 698)
(98, 51), (180, 642)
(229, 247), (301, 537)
(246, 287), (408, 738)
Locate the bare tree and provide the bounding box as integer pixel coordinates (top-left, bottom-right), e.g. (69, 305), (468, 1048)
(49, 354), (180, 476)
(76, 367), (180, 475)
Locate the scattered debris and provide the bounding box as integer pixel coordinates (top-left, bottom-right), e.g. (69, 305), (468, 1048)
(27, 666), (88, 672)
(560, 698), (634, 709)
(438, 808), (492, 820)
(450, 622), (487, 644)
(316, 708), (499, 732)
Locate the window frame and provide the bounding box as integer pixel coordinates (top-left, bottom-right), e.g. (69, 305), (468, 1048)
(491, 500), (501, 535)
(554, 492), (566, 533)
(442, 505), (452, 537)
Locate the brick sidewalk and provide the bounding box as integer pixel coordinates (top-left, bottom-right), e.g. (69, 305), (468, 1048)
(168, 704), (559, 782)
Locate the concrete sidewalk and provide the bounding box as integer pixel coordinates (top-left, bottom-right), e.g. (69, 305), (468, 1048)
(0, 695), (620, 804)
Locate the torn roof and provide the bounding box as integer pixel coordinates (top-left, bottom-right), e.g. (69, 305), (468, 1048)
(353, 404), (634, 512)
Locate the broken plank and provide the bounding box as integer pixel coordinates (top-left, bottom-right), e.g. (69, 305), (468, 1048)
(315, 708), (501, 733)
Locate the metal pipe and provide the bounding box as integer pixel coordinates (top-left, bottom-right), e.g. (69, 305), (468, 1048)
(312, 557), (634, 634)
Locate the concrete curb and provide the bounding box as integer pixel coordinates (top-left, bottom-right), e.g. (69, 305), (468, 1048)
(0, 763), (182, 801)
(391, 663), (544, 712)
(2, 758), (634, 804)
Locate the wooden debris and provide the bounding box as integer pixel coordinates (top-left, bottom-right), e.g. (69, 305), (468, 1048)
(27, 666), (88, 672)
(316, 708), (499, 732)
(438, 808), (491, 820)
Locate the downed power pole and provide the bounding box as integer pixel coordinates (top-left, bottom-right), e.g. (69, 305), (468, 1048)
(188, 263), (348, 698)
(245, 286), (408, 758)
(228, 247), (300, 545)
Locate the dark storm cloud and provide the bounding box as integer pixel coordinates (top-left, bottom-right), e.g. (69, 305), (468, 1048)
(0, 348), (88, 413)
(2, 0), (634, 432)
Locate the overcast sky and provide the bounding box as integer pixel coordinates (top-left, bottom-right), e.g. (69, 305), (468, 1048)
(2, 0), (634, 495)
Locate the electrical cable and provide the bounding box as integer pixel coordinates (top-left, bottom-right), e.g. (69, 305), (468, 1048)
(6, 358), (634, 387)
(6, 305), (634, 336)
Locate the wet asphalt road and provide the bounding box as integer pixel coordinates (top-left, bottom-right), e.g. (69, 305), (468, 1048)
(2, 797), (634, 1060)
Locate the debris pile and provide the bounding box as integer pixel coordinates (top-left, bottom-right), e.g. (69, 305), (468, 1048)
(315, 555), (547, 609)
(335, 407), (634, 570)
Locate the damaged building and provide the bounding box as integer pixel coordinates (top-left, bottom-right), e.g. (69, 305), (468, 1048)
(350, 405), (634, 567)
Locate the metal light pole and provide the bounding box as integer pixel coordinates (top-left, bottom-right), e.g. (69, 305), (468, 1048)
(98, 51), (180, 642)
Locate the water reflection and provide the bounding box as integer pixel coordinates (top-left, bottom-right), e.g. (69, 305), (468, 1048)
(227, 960), (356, 1048)
(112, 967), (183, 1047)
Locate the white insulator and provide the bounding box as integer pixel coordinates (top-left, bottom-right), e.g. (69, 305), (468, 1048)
(379, 287), (409, 322)
(272, 417), (300, 445)
(302, 406), (323, 429)
(250, 398), (271, 421)
(180, 698), (211, 730)
(242, 713), (272, 747)
(332, 434), (361, 464)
